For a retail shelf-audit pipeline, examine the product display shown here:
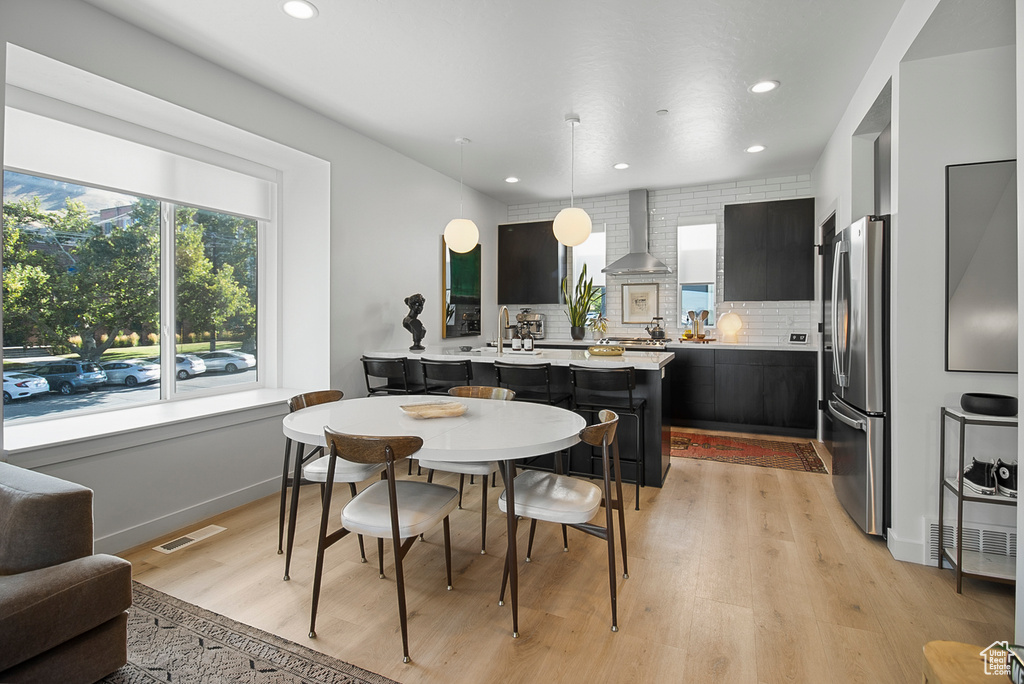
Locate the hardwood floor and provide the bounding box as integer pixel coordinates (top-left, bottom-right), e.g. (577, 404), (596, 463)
(120, 448), (1014, 683)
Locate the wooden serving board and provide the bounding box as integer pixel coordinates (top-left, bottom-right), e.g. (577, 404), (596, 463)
(399, 400), (468, 419)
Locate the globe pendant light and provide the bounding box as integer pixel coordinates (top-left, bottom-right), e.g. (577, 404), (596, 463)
(443, 138), (480, 253)
(553, 114), (592, 247)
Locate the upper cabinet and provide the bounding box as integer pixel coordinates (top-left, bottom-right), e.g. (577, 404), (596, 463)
(723, 198), (815, 301)
(498, 220), (566, 304)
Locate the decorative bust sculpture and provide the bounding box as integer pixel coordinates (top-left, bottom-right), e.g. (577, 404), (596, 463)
(403, 293), (426, 351)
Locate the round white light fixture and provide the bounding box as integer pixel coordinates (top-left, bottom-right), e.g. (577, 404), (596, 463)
(444, 218), (480, 253)
(283, 0), (318, 18)
(717, 312), (743, 343)
(613, 163), (630, 170)
(553, 114), (592, 247)
(749, 80), (780, 94)
(745, 144), (766, 153)
(553, 207), (593, 247)
(505, 176), (519, 183)
(656, 109), (669, 116)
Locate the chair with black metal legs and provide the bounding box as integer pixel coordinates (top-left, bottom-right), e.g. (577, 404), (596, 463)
(420, 358), (473, 396)
(280, 390), (386, 581)
(278, 390), (342, 554)
(569, 364), (646, 510)
(415, 385), (514, 554)
(361, 356), (424, 396)
(497, 410), (628, 632)
(494, 360), (573, 476)
(308, 429), (459, 663)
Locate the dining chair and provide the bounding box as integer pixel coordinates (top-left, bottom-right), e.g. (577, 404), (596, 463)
(494, 360), (572, 475)
(420, 358), (473, 396)
(416, 385), (515, 554)
(569, 364), (645, 510)
(309, 429), (459, 663)
(361, 356), (424, 396)
(280, 390), (386, 581)
(497, 410), (628, 632)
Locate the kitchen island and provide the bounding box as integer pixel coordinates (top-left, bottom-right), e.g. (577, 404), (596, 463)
(365, 346), (674, 487)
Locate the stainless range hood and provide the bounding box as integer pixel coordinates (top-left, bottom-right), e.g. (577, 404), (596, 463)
(601, 189), (671, 275)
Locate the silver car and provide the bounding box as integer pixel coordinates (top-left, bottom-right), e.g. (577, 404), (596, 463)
(100, 359), (160, 386)
(145, 354), (207, 380)
(198, 350), (256, 373)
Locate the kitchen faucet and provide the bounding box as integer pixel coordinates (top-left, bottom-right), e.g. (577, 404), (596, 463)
(497, 305), (510, 356)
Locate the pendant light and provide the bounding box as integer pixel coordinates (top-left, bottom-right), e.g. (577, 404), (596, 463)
(553, 114), (592, 247)
(443, 138), (480, 253)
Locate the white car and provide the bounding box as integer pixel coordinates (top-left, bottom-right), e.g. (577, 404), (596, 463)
(3, 371), (50, 403)
(199, 350), (256, 373)
(100, 359), (160, 387)
(145, 354), (207, 380)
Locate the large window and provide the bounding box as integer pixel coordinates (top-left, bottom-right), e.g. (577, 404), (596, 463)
(572, 230), (607, 318)
(2, 171), (259, 423)
(677, 221), (717, 326)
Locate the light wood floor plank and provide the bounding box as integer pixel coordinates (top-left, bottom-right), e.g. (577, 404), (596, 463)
(117, 447), (1016, 684)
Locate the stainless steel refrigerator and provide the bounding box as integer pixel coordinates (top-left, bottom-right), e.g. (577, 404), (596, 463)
(828, 215), (890, 536)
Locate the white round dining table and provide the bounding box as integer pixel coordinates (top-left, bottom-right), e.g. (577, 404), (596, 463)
(282, 394), (586, 638)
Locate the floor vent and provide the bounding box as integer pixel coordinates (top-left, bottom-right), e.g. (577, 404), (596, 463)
(925, 520), (1015, 565)
(153, 525), (225, 554)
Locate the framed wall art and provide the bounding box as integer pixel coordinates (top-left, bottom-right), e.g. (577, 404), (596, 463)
(622, 283), (659, 324)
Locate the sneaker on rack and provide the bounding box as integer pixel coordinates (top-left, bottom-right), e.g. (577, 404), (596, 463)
(996, 459), (1018, 498)
(961, 458), (997, 495)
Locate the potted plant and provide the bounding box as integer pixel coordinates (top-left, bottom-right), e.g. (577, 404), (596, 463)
(561, 264), (601, 340)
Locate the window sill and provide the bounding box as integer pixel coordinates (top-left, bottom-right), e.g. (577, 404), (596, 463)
(4, 388), (298, 468)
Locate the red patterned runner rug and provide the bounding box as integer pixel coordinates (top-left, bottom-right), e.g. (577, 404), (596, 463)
(670, 428), (827, 474)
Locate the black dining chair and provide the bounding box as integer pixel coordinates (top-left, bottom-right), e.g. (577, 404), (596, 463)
(361, 356), (424, 396)
(420, 358), (473, 395)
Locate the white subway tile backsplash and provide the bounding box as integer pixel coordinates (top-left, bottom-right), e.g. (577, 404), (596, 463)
(505, 172), (816, 343)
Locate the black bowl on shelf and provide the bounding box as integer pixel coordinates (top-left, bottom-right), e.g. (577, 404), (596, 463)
(960, 392), (1018, 417)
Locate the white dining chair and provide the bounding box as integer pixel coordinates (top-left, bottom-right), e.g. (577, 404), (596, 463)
(498, 409), (628, 632)
(416, 385), (515, 554)
(280, 390), (385, 581)
(308, 428), (459, 663)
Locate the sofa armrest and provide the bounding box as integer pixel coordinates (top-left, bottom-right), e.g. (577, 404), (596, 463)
(0, 554), (132, 672)
(0, 462), (94, 574)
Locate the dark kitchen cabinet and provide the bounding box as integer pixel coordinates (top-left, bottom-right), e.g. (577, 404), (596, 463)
(669, 347), (816, 437)
(723, 198), (815, 301)
(497, 220), (566, 304)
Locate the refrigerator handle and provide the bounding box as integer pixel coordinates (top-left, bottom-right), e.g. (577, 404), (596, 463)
(831, 241), (849, 387)
(828, 399), (865, 431)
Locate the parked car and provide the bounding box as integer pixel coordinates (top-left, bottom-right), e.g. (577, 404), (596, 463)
(100, 359), (160, 386)
(3, 371), (50, 403)
(31, 361), (107, 395)
(145, 354), (207, 380)
(198, 350), (256, 373)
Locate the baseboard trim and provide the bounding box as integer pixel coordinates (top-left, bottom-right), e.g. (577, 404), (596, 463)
(887, 527), (927, 565)
(95, 477), (278, 555)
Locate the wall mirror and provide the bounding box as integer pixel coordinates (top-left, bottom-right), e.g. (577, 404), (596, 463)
(441, 238), (481, 339)
(946, 158), (1017, 372)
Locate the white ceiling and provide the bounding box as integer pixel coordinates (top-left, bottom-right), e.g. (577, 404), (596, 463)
(82, 0), (906, 205)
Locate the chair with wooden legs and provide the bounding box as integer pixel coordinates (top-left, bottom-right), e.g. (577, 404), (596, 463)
(415, 385), (514, 554)
(308, 429), (459, 663)
(280, 390), (386, 581)
(497, 410), (628, 632)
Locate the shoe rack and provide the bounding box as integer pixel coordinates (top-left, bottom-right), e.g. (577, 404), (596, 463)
(937, 407), (1017, 593)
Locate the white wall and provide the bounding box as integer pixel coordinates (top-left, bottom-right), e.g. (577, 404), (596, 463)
(0, 0), (506, 552)
(894, 45), (1017, 556)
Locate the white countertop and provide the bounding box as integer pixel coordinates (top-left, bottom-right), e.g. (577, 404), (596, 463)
(493, 339), (818, 352)
(366, 345), (674, 370)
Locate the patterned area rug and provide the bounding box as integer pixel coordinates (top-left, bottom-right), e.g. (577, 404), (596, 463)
(670, 428), (827, 474)
(100, 582), (397, 684)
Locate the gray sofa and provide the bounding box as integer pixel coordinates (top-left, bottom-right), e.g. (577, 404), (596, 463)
(0, 461), (132, 683)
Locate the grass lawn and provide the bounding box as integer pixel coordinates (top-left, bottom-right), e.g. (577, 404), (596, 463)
(4, 341), (244, 368)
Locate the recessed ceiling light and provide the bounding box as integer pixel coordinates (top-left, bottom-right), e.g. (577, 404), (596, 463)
(613, 163), (630, 170)
(745, 145), (766, 153)
(749, 80), (780, 94)
(505, 177), (519, 183)
(282, 0), (318, 19)
(655, 109), (669, 116)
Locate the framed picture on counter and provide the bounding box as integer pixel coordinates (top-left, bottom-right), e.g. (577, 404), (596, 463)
(622, 283), (659, 323)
